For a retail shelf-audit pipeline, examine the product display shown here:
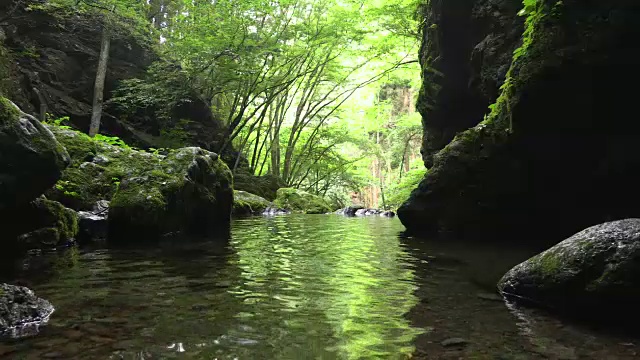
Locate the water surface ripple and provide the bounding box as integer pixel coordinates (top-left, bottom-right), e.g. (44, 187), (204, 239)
(3, 215), (640, 359)
(4, 215), (423, 359)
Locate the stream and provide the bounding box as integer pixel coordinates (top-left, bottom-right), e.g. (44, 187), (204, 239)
(1, 215), (639, 359)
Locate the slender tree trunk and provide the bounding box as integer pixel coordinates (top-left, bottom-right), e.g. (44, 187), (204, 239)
(89, 25), (111, 137)
(32, 87), (47, 123)
(380, 175), (387, 210)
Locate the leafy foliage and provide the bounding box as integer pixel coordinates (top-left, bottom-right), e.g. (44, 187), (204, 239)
(38, 0), (424, 206)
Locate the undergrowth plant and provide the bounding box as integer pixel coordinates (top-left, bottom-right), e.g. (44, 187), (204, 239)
(93, 134), (131, 149)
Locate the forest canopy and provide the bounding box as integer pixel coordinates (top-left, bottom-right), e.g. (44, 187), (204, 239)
(40, 0), (424, 209)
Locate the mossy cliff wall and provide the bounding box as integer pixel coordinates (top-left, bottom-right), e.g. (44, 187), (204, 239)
(401, 0), (640, 243)
(0, 0), (228, 153)
(417, 0), (524, 167)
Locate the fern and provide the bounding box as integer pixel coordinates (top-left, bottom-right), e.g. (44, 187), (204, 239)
(43, 114), (72, 129)
(94, 134), (131, 149)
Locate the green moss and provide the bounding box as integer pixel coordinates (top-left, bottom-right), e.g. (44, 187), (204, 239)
(0, 97), (20, 123)
(36, 198), (79, 242)
(50, 126), (233, 242)
(534, 251), (563, 277)
(233, 190), (271, 216)
(111, 185), (167, 225)
(49, 127), (97, 165)
(274, 188), (332, 214)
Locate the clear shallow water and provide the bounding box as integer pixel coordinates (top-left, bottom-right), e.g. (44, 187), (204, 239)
(2, 215), (640, 359)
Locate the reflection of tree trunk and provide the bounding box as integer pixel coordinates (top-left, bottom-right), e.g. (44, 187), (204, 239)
(89, 24), (111, 137)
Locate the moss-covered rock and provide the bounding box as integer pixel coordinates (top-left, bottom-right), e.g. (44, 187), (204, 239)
(233, 190), (271, 217)
(23, 197), (78, 246)
(498, 219), (640, 322)
(233, 171), (286, 201)
(274, 188), (333, 214)
(400, 0), (640, 241)
(0, 98), (70, 209)
(2, 196), (79, 260)
(49, 126), (233, 243)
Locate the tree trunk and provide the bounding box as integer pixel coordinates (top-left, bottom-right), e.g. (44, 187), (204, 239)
(89, 25), (111, 137)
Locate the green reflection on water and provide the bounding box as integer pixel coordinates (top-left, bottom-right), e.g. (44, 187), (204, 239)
(10, 215), (423, 359)
(231, 215), (423, 359)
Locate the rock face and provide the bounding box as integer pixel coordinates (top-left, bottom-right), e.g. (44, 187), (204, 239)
(0, 97), (70, 209)
(400, 0), (640, 241)
(498, 219), (640, 321)
(0, 283), (54, 339)
(273, 188), (333, 214)
(49, 126), (233, 243)
(418, 0), (523, 167)
(0, 2), (230, 153)
(232, 190), (271, 216)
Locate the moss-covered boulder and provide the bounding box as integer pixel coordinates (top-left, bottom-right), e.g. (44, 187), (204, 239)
(234, 171), (286, 201)
(0, 98), (70, 209)
(1, 196), (79, 266)
(498, 219), (640, 322)
(18, 197), (79, 248)
(233, 190), (271, 217)
(399, 0), (640, 241)
(274, 188), (333, 214)
(48, 126), (233, 242)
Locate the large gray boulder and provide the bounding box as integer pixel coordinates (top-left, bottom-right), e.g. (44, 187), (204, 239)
(0, 98), (70, 209)
(0, 283), (54, 339)
(498, 219), (640, 320)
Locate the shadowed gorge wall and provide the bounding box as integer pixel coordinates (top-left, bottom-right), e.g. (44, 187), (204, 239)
(417, 0), (523, 167)
(401, 0), (640, 244)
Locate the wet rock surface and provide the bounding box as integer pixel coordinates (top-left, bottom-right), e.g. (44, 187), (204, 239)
(498, 219), (640, 322)
(262, 206), (291, 216)
(336, 207), (396, 217)
(0, 283), (54, 339)
(77, 201), (110, 242)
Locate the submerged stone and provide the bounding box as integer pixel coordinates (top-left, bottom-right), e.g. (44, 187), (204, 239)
(441, 338), (469, 347)
(498, 219), (640, 322)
